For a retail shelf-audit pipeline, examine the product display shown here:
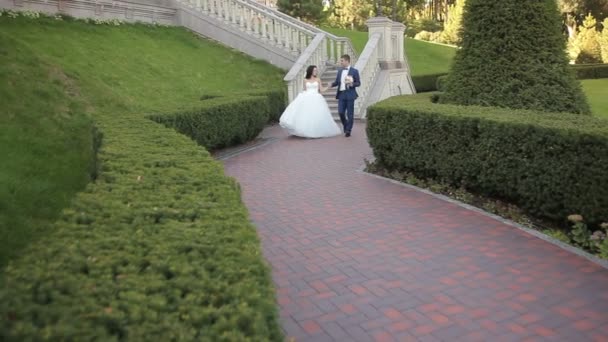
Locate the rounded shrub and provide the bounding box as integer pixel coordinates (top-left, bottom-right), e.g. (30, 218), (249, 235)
(439, 0), (591, 115)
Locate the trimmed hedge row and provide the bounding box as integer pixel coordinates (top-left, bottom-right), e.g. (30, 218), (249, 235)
(367, 94), (608, 225)
(246, 89), (287, 123)
(412, 73), (448, 93)
(1, 105), (283, 339)
(200, 89), (287, 123)
(149, 96), (271, 151)
(571, 63), (608, 80)
(413, 63), (608, 93)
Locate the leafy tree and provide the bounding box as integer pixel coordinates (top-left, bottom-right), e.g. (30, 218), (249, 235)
(440, 0), (465, 45)
(574, 13), (602, 63)
(599, 18), (608, 62)
(326, 0), (373, 29)
(439, 0), (590, 115)
(277, 0), (326, 24)
(557, 0), (608, 38)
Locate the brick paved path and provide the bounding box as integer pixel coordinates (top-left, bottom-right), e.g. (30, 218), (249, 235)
(223, 124), (608, 342)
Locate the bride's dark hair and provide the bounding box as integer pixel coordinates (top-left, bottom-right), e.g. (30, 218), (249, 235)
(305, 65), (316, 79)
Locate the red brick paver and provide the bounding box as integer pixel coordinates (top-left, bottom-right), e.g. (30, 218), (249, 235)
(223, 124), (608, 341)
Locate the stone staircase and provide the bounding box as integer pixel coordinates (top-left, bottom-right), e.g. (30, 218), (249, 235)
(320, 65), (340, 117)
(1, 0), (416, 118)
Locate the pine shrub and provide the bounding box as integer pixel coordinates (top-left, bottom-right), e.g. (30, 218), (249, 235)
(439, 0), (591, 114)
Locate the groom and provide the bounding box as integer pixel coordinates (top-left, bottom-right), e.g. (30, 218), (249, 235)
(330, 54), (360, 137)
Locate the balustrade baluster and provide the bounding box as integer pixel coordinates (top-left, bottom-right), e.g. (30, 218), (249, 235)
(283, 26), (288, 48)
(299, 32), (306, 53)
(261, 17), (268, 40)
(216, 0), (222, 19)
(230, 1), (237, 24)
(223, 0), (229, 21)
(291, 28), (297, 53)
(209, 0), (215, 16)
(278, 23), (284, 48)
(225, 1), (231, 21)
(268, 20), (275, 44)
(243, 8), (250, 32)
(322, 38), (328, 65)
(253, 15), (260, 36)
(238, 5), (245, 29)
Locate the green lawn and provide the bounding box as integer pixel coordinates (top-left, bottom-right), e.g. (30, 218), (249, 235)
(582, 79), (608, 118)
(0, 33), (96, 268)
(322, 26), (368, 52)
(404, 38), (456, 76)
(0, 15), (283, 268)
(323, 26), (457, 76)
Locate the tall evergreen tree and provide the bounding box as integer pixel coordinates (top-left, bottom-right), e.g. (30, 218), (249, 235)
(439, 0), (590, 114)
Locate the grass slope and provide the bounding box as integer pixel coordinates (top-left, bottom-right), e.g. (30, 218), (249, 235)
(1, 14), (285, 339)
(404, 38), (457, 76)
(582, 79), (608, 118)
(0, 16), (283, 269)
(0, 34), (97, 267)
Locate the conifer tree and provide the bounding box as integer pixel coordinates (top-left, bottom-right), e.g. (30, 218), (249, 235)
(439, 0), (590, 114)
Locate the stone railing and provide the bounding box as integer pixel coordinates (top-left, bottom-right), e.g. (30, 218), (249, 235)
(238, 0), (358, 63)
(283, 33), (327, 102)
(353, 33), (381, 117)
(177, 0), (320, 58)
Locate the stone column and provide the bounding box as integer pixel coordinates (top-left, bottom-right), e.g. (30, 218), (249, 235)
(365, 16), (393, 62)
(392, 22), (406, 64)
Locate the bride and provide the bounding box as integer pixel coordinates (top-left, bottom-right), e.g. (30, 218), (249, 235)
(279, 65), (342, 138)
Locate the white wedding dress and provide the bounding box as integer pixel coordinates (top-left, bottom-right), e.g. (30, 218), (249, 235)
(279, 81), (342, 138)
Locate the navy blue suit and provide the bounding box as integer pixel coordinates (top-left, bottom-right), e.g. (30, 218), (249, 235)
(331, 66), (360, 134)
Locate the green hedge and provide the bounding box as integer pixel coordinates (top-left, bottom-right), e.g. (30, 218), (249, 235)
(1, 113), (282, 341)
(246, 89), (287, 123)
(411, 73), (448, 93)
(149, 96), (271, 151)
(200, 89), (287, 124)
(413, 64), (608, 93)
(367, 94), (608, 225)
(571, 63), (608, 80)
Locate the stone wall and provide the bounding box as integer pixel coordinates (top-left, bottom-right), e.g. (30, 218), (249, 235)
(0, 0), (178, 25)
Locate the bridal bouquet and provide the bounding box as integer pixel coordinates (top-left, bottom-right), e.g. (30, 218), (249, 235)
(345, 76), (354, 87)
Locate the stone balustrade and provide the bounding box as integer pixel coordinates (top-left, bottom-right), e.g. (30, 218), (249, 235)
(179, 0), (317, 57)
(237, 0), (357, 63)
(283, 33), (327, 102)
(353, 33), (381, 117)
